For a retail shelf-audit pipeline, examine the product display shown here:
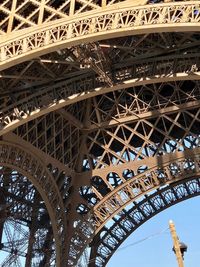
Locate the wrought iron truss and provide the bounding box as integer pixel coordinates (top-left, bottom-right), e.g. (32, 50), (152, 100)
(0, 166), (55, 267)
(90, 177), (200, 266)
(1, 1), (200, 69)
(1, 0), (200, 266)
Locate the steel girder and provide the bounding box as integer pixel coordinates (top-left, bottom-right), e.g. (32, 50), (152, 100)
(0, 170), (54, 267)
(89, 177), (200, 266)
(10, 79), (200, 266)
(1, 1), (200, 69)
(0, 140), (69, 267)
(1, 53), (200, 135)
(1, 1), (200, 266)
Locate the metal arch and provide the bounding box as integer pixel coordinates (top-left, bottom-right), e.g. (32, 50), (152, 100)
(0, 0), (146, 37)
(93, 147), (200, 233)
(90, 177), (200, 266)
(66, 148), (200, 265)
(1, 54), (200, 136)
(0, 141), (67, 267)
(1, 1), (200, 70)
(9, 76), (200, 265)
(13, 79), (200, 170)
(1, 2), (200, 267)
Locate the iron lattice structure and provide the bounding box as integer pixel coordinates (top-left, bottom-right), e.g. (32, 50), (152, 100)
(1, 0), (200, 266)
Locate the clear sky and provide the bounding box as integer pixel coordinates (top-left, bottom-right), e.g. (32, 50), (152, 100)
(107, 196), (200, 267)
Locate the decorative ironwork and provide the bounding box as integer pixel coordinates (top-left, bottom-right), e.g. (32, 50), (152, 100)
(93, 150), (200, 231)
(0, 167), (55, 266)
(1, 54), (200, 135)
(1, 2), (200, 69)
(91, 177), (200, 266)
(1, 1), (200, 267)
(0, 141), (67, 267)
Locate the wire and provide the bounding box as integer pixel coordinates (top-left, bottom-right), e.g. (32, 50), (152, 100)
(115, 227), (169, 252)
(86, 227), (169, 265)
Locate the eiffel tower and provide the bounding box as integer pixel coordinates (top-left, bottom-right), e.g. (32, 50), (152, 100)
(0, 0), (200, 266)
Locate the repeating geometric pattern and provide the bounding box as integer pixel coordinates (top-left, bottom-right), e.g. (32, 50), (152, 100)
(92, 178), (200, 266)
(0, 0), (107, 34)
(1, 1), (200, 267)
(1, 1), (200, 69)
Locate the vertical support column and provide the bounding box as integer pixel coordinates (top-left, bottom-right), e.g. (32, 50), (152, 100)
(38, 229), (53, 267)
(65, 99), (93, 266)
(25, 194), (40, 267)
(0, 168), (10, 248)
(0, 191), (5, 247)
(88, 234), (100, 267)
(76, 99), (91, 172)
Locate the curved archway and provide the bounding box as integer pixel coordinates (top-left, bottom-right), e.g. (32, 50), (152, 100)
(1, 67), (200, 136)
(1, 3), (200, 265)
(93, 148), (200, 232)
(0, 141), (66, 267)
(0, 167), (55, 266)
(1, 1), (200, 70)
(90, 177), (200, 266)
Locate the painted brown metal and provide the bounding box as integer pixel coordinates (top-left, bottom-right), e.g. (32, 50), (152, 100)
(1, 1), (200, 266)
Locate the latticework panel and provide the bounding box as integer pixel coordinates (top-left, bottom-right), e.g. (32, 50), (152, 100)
(9, 66), (200, 267)
(15, 112), (81, 168)
(0, 0), (115, 35)
(1, 31), (200, 137)
(4, 0), (193, 36)
(92, 178), (200, 266)
(85, 80), (200, 169)
(0, 1), (200, 70)
(0, 166), (55, 266)
(1, 2), (200, 266)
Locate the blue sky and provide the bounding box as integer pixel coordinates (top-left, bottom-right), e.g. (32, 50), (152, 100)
(107, 196), (200, 267)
